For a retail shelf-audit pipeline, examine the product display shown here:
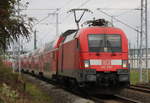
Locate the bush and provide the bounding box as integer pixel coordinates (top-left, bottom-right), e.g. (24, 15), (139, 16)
(0, 83), (19, 103)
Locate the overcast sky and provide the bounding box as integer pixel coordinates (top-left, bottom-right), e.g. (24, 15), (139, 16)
(20, 0), (149, 51)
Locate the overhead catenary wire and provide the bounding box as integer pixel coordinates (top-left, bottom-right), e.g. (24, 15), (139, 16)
(35, 0), (93, 40)
(97, 8), (140, 33)
(61, 0), (141, 27)
(20, 8), (58, 11)
(96, 8), (141, 11)
(60, 0), (74, 10)
(25, 0), (149, 50)
(98, 7), (141, 17)
(78, 0), (92, 8)
(31, 8), (59, 27)
(113, 10), (139, 17)
(24, 8), (60, 51)
(35, 14), (51, 26)
(61, 0), (92, 23)
(23, 0), (92, 27)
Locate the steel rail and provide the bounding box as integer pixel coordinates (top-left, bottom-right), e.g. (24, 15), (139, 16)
(129, 85), (150, 93)
(115, 94), (142, 103)
(89, 95), (142, 103)
(131, 84), (150, 89)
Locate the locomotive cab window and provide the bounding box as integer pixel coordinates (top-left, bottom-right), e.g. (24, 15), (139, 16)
(88, 34), (122, 52)
(63, 32), (76, 43)
(88, 35), (105, 52)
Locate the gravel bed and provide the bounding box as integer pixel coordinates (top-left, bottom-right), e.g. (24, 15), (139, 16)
(119, 88), (150, 103)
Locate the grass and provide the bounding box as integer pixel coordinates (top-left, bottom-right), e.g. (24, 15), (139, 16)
(0, 99), (4, 103)
(130, 69), (150, 85)
(130, 69), (140, 84)
(0, 59), (53, 103)
(25, 83), (53, 103)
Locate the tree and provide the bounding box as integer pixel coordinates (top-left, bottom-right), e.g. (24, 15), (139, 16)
(0, 0), (32, 51)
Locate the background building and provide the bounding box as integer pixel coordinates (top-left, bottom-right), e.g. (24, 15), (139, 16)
(129, 48), (150, 69)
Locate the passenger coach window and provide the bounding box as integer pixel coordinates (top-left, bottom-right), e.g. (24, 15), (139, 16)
(88, 34), (121, 52)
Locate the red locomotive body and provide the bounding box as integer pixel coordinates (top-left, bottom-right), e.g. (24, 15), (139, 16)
(55, 27), (129, 87)
(21, 19), (130, 93)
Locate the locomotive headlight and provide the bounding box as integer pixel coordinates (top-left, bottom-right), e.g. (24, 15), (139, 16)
(84, 60), (90, 68)
(122, 60), (128, 68)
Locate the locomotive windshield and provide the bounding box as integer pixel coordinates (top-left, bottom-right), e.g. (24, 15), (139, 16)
(88, 34), (121, 52)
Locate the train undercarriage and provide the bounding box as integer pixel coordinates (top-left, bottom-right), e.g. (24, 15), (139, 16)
(51, 69), (130, 94)
(21, 67), (130, 95)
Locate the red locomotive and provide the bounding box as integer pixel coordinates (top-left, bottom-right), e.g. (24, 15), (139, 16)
(21, 19), (130, 93)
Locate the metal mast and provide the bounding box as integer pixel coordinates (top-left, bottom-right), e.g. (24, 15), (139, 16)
(136, 27), (140, 69)
(139, 0), (148, 82)
(56, 13), (59, 36)
(34, 30), (37, 50)
(48, 9), (59, 36)
(145, 0), (148, 82)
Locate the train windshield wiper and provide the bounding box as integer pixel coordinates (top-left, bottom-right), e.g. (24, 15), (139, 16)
(106, 40), (113, 52)
(99, 40), (104, 52)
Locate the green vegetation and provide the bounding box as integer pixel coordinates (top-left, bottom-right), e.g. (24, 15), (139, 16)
(0, 60), (53, 103)
(0, 60), (22, 103)
(0, 0), (32, 51)
(130, 69), (140, 84)
(130, 69), (150, 84)
(25, 83), (53, 103)
(0, 83), (19, 103)
(0, 99), (4, 103)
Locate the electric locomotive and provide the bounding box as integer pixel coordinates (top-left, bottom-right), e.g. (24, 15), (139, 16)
(21, 19), (130, 93)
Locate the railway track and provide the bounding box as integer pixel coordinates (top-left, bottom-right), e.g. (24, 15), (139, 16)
(129, 85), (150, 93)
(114, 95), (142, 103)
(89, 94), (142, 103)
(24, 72), (144, 103)
(132, 84), (150, 89)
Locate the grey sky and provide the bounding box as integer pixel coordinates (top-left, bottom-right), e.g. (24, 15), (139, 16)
(20, 0), (149, 51)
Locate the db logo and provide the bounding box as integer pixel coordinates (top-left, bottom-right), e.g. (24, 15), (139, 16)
(102, 60), (111, 65)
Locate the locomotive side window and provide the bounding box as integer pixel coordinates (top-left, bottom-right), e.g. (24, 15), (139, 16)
(88, 34), (121, 52)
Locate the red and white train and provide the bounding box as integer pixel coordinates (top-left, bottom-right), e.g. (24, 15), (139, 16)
(20, 19), (130, 93)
